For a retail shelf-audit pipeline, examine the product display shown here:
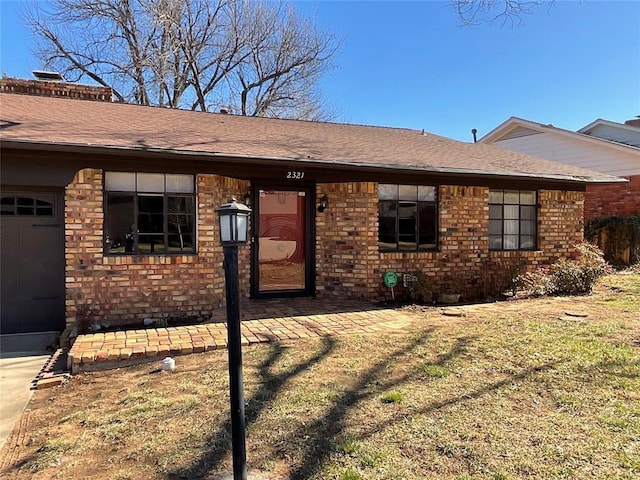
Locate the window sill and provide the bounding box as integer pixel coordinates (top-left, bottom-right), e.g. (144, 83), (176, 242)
(489, 250), (543, 256)
(101, 253), (197, 265)
(379, 250), (439, 256)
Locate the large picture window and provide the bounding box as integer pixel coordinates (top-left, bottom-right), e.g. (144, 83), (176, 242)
(489, 189), (537, 251)
(378, 184), (438, 251)
(104, 172), (195, 255)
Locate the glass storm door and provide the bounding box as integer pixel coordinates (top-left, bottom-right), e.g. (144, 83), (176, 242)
(255, 189), (311, 295)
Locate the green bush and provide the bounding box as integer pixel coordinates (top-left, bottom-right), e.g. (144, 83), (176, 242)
(516, 242), (610, 296)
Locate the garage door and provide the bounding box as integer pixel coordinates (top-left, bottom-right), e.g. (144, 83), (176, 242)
(1, 191), (65, 334)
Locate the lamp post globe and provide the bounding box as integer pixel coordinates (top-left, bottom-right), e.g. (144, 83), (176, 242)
(215, 197), (251, 245)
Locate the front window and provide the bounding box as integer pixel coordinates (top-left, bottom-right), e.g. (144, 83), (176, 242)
(378, 184), (438, 251)
(489, 189), (537, 250)
(104, 172), (195, 255)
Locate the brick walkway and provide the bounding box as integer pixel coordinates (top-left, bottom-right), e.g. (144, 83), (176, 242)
(68, 298), (421, 373)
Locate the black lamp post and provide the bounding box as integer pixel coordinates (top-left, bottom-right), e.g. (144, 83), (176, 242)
(215, 197), (251, 480)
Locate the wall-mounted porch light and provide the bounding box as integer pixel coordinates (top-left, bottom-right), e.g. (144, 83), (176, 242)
(317, 194), (328, 213)
(243, 190), (252, 207)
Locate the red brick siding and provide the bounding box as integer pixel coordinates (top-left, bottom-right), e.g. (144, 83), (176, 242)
(584, 175), (640, 221)
(0, 77), (113, 102)
(316, 183), (585, 302)
(315, 183), (378, 298)
(66, 174), (584, 327)
(65, 169), (248, 328)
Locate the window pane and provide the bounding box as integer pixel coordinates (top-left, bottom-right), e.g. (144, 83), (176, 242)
(399, 185), (417, 201)
(520, 191), (536, 205)
(138, 234), (165, 254)
(168, 233), (193, 252)
(418, 203), (437, 249)
(1, 196), (16, 215)
(489, 205), (502, 220)
(36, 206), (54, 216)
(504, 235), (518, 250)
(17, 205), (34, 215)
(521, 236), (536, 249)
(504, 205), (519, 220)
(166, 174), (194, 193)
(489, 236), (502, 250)
(504, 220), (519, 235)
(489, 219), (502, 235)
(378, 200), (397, 249)
(167, 195), (195, 253)
(167, 196), (194, 215)
(521, 220), (535, 235)
(504, 190), (520, 203)
(105, 172), (135, 191)
(17, 197), (34, 206)
(138, 196), (164, 233)
(378, 184), (397, 200)
(398, 201), (417, 250)
(137, 173), (165, 192)
(418, 186), (436, 201)
(106, 194), (135, 254)
(521, 205), (536, 220)
(488, 190), (503, 203)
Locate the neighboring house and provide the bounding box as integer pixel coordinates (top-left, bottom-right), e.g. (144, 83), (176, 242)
(479, 117), (640, 221)
(0, 77), (622, 336)
(578, 118), (640, 148)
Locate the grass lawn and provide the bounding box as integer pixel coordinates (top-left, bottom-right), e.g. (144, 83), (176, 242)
(2, 273), (639, 479)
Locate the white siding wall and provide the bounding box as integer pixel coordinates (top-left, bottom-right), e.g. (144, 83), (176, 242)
(584, 124), (640, 148)
(493, 133), (640, 176)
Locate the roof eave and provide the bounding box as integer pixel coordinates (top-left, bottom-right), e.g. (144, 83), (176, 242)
(0, 138), (625, 185)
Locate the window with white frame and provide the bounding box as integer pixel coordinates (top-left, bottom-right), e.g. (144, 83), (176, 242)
(488, 189), (537, 251)
(104, 172), (195, 255)
(378, 184), (438, 251)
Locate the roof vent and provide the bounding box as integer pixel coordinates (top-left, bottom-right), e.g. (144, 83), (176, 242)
(33, 70), (63, 81)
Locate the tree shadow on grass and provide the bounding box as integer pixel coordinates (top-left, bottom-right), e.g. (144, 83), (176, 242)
(167, 337), (336, 480)
(287, 333), (561, 480)
(285, 329), (442, 479)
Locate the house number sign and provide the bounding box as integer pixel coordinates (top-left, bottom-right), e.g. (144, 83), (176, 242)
(286, 171), (305, 180)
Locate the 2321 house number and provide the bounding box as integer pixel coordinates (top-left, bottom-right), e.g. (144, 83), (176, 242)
(286, 171), (305, 179)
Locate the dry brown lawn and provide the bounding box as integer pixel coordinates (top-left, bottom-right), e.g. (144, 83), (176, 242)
(1, 273), (639, 480)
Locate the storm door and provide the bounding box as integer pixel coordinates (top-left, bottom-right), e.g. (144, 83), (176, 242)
(252, 187), (314, 297)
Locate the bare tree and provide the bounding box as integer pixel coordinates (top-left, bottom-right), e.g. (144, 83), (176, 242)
(453, 0), (555, 26)
(24, 0), (339, 119)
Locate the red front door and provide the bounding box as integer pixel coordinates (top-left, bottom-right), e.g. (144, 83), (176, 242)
(253, 188), (313, 296)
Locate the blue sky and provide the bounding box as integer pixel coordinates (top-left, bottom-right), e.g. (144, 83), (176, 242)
(1, 0), (638, 141)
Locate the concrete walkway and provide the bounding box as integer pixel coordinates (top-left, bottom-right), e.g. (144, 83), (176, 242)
(0, 332), (58, 450)
(69, 298), (420, 373)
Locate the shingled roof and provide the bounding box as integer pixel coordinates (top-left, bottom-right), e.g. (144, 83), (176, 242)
(0, 93), (621, 184)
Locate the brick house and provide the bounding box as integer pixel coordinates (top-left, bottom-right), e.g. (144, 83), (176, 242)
(479, 117), (640, 222)
(0, 79), (622, 335)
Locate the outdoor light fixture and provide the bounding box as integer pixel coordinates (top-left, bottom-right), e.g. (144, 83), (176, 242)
(317, 193), (329, 212)
(216, 197), (251, 245)
(215, 197), (252, 480)
(243, 190), (252, 207)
